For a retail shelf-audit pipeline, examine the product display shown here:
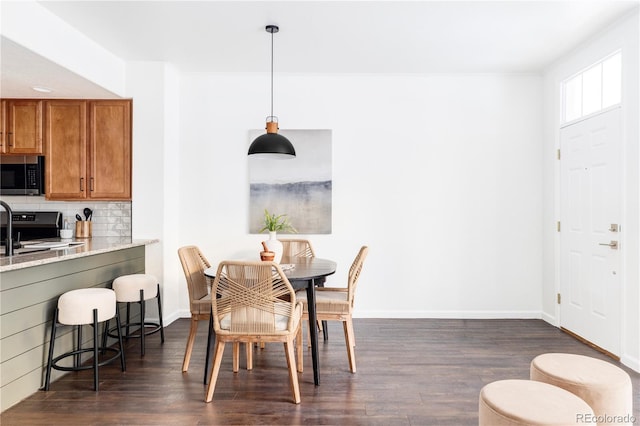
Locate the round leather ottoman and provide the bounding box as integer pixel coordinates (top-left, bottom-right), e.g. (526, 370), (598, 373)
(530, 353), (633, 426)
(479, 379), (595, 425)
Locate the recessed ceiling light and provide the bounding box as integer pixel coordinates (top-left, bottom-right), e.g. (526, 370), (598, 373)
(32, 86), (53, 93)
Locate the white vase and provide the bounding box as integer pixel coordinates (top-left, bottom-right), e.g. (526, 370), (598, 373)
(263, 231), (283, 263)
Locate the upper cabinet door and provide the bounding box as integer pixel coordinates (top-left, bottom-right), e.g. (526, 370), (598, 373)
(5, 100), (43, 155)
(0, 100), (6, 154)
(89, 100), (132, 200)
(44, 100), (88, 200)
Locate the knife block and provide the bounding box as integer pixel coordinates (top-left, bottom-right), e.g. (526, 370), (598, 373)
(75, 221), (92, 238)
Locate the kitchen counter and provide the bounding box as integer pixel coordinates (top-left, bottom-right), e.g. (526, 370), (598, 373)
(1, 237), (157, 412)
(0, 237), (158, 272)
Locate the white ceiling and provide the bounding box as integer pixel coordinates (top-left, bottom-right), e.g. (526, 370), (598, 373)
(2, 1), (639, 98)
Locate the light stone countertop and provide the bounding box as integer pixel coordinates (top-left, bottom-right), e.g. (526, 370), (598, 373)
(0, 237), (159, 272)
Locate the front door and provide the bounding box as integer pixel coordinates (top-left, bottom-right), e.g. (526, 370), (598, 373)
(559, 107), (622, 356)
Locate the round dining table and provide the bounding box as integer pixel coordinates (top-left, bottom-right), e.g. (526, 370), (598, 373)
(203, 257), (337, 386)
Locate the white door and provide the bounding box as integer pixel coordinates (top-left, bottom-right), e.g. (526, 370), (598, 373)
(559, 107), (622, 356)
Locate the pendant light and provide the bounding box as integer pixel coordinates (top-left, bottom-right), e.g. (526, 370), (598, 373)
(248, 25), (296, 159)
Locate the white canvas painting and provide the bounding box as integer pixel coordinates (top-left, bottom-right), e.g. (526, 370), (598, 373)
(249, 129), (332, 234)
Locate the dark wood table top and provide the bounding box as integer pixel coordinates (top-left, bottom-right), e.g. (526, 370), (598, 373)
(203, 257), (337, 283)
(279, 257), (337, 282)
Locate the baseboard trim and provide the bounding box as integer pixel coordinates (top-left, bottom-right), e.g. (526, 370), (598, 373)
(159, 310), (191, 327)
(541, 311), (557, 326)
(620, 354), (640, 373)
(354, 310), (542, 319)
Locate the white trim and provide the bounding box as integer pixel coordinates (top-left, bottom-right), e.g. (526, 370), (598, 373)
(541, 311), (557, 326)
(162, 310), (191, 327)
(620, 354), (640, 373)
(560, 104), (622, 129)
(353, 310), (542, 319)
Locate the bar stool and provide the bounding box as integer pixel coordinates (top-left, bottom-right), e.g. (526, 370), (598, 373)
(44, 288), (126, 391)
(479, 379), (595, 425)
(531, 353), (633, 425)
(108, 274), (165, 356)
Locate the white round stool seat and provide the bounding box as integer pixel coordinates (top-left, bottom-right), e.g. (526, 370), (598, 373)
(531, 353), (633, 425)
(479, 379), (595, 425)
(112, 274), (158, 302)
(58, 288), (116, 325)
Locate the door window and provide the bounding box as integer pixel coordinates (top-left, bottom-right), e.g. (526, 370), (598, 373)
(562, 51), (621, 124)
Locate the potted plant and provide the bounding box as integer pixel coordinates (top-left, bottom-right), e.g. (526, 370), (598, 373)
(259, 209), (296, 263)
(259, 209), (297, 234)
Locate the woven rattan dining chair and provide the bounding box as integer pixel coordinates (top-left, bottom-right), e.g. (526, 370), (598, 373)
(280, 238), (325, 344)
(179, 246), (253, 375)
(296, 246), (369, 373)
(279, 238), (315, 259)
(205, 261), (303, 404)
(177, 246), (212, 372)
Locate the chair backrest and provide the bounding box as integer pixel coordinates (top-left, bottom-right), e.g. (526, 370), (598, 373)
(177, 245), (211, 314)
(211, 261), (298, 335)
(279, 238), (315, 259)
(348, 246), (369, 308)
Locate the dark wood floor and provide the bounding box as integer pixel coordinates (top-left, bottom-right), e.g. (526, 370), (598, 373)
(2, 318), (639, 425)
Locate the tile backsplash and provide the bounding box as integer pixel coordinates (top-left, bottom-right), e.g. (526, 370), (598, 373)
(0, 196), (132, 237)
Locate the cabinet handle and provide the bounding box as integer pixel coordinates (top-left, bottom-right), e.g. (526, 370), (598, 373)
(80, 177), (85, 191)
(7, 132), (12, 146)
(90, 177), (94, 192)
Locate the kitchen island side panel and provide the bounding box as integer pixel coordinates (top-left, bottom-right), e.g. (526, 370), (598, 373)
(0, 246), (146, 412)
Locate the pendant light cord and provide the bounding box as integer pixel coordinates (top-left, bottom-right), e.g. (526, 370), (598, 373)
(270, 28), (274, 119)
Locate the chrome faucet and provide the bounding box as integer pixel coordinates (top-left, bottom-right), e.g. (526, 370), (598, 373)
(0, 200), (13, 256)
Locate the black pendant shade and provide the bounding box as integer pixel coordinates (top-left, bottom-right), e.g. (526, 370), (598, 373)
(248, 132), (296, 159)
(248, 24), (295, 159)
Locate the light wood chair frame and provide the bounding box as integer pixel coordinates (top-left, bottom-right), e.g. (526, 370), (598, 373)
(177, 245), (213, 372)
(205, 261), (302, 404)
(279, 238), (316, 259)
(296, 246), (368, 373)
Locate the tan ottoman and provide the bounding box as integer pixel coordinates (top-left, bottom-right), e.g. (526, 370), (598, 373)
(531, 353), (633, 426)
(479, 379), (595, 425)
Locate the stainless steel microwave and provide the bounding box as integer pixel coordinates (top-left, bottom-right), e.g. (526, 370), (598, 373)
(0, 156), (45, 196)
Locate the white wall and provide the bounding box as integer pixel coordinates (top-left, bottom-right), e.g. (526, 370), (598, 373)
(177, 72), (543, 318)
(542, 10), (640, 371)
(127, 61), (183, 323)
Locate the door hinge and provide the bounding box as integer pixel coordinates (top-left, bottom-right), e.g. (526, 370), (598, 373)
(557, 293), (561, 304)
(557, 149), (561, 160)
(557, 221), (561, 232)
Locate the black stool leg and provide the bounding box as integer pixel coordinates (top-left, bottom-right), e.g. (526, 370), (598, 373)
(156, 283), (165, 343)
(44, 308), (59, 391)
(115, 310), (127, 371)
(125, 302), (131, 340)
(139, 289), (145, 356)
(101, 318), (110, 354)
(92, 308), (99, 391)
(75, 324), (82, 368)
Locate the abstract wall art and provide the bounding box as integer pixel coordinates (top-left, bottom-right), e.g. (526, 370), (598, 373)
(248, 129), (332, 234)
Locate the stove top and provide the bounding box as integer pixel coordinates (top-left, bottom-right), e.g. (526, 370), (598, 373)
(1, 211), (62, 243)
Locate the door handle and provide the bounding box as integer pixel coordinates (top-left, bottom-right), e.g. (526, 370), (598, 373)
(599, 241), (618, 250)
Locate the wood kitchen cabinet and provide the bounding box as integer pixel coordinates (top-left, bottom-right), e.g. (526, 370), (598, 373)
(44, 100), (88, 199)
(45, 99), (131, 200)
(88, 100), (131, 199)
(0, 100), (5, 151)
(0, 99), (43, 155)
